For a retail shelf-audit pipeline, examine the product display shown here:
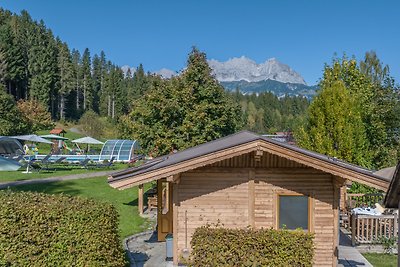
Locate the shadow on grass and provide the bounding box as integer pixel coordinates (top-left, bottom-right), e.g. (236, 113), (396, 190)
(6, 180), (82, 197)
(124, 198), (138, 207)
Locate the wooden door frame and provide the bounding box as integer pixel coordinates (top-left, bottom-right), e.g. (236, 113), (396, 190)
(157, 179), (173, 241)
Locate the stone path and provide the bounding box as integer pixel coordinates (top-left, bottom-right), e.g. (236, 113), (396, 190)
(0, 170), (116, 189)
(338, 230), (373, 267)
(125, 231), (176, 267)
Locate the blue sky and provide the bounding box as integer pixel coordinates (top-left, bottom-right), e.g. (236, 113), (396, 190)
(1, 0), (399, 85)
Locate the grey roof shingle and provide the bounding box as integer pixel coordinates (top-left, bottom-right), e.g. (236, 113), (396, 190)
(109, 131), (390, 184)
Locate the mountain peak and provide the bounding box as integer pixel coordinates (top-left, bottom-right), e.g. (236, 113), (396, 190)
(208, 57), (306, 85)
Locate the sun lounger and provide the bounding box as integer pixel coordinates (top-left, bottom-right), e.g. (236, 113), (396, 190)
(79, 158), (91, 169)
(94, 156), (116, 169)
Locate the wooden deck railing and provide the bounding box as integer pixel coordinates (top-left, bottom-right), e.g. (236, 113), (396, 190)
(351, 214), (398, 246)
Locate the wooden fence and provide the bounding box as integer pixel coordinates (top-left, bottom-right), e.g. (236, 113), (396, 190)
(351, 213), (398, 246)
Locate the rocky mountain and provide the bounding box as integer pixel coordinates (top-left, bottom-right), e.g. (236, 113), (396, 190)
(221, 79), (318, 98)
(208, 56), (306, 85)
(123, 56), (317, 98)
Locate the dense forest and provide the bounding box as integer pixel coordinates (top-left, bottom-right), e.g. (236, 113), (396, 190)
(0, 8), (308, 135)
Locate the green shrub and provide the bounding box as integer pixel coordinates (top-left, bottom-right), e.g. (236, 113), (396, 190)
(187, 225), (314, 267)
(0, 190), (126, 266)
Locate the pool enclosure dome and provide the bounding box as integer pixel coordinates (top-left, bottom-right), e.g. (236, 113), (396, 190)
(0, 136), (23, 156)
(99, 140), (139, 162)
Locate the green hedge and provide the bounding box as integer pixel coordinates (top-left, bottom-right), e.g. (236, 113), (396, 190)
(187, 225), (314, 267)
(0, 190), (126, 266)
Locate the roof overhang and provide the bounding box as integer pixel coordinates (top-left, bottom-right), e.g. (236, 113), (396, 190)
(109, 138), (390, 191)
(384, 162), (400, 208)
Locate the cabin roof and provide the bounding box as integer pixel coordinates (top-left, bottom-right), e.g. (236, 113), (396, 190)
(108, 131), (390, 190)
(49, 128), (66, 134)
(383, 162), (400, 208)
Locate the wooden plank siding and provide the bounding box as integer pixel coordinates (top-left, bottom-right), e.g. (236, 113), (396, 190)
(173, 152), (337, 266)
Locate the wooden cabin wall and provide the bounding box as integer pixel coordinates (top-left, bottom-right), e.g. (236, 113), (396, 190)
(173, 151), (337, 266)
(254, 170), (335, 267)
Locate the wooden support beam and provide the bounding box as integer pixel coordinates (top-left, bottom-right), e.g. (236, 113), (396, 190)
(332, 176), (342, 264)
(248, 169), (255, 227)
(167, 174), (181, 184)
(173, 183), (179, 265)
(138, 184), (144, 215)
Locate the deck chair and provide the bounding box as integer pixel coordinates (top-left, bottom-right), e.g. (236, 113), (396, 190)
(49, 156), (67, 170)
(79, 158), (91, 169)
(20, 158), (34, 173)
(52, 156), (67, 165)
(38, 154), (52, 170)
(95, 156), (116, 169)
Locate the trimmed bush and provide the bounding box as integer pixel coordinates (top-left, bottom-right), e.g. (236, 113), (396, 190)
(0, 191), (126, 266)
(187, 225), (314, 267)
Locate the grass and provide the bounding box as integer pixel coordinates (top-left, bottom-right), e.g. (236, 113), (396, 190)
(363, 253), (397, 267)
(3, 176), (153, 238)
(0, 163), (128, 182)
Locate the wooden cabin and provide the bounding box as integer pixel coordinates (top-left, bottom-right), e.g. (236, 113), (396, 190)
(108, 131), (390, 266)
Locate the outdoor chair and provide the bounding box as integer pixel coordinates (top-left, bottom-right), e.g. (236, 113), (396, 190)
(52, 156), (67, 165)
(79, 158), (91, 169)
(38, 154), (52, 170)
(21, 158), (37, 172)
(49, 156), (67, 170)
(94, 156), (116, 169)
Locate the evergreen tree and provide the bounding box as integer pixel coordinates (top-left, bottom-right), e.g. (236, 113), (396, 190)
(81, 48), (92, 111)
(28, 21), (58, 118)
(120, 48), (242, 156)
(56, 40), (74, 120)
(71, 49), (82, 117)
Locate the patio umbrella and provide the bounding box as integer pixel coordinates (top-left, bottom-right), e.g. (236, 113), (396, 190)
(71, 136), (104, 155)
(11, 134), (53, 144)
(40, 134), (69, 141)
(11, 134), (52, 173)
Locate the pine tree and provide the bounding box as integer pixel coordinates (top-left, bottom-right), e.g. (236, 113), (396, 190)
(71, 49), (82, 117)
(28, 21), (58, 118)
(57, 40), (74, 120)
(81, 48), (92, 111)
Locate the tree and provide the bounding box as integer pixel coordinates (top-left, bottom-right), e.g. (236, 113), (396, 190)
(0, 87), (29, 135)
(17, 98), (54, 131)
(79, 110), (104, 138)
(314, 54), (400, 168)
(71, 48), (82, 117)
(28, 21), (58, 118)
(81, 48), (92, 111)
(120, 47), (242, 156)
(56, 41), (74, 120)
(296, 81), (371, 167)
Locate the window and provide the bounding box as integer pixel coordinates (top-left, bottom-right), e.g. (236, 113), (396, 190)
(278, 195), (310, 230)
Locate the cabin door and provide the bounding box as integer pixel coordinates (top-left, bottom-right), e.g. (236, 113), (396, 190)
(157, 179), (173, 241)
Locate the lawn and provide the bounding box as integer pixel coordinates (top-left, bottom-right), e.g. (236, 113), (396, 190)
(363, 253), (397, 267)
(0, 163), (128, 182)
(3, 176), (153, 238)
